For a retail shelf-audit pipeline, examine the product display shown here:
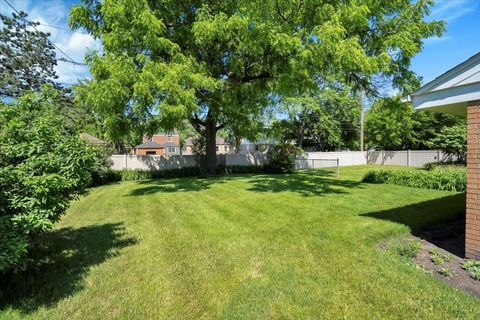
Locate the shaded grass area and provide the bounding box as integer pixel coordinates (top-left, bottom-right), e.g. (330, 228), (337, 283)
(1, 165), (478, 319)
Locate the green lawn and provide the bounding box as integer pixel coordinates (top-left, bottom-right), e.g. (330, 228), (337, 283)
(1, 165), (478, 319)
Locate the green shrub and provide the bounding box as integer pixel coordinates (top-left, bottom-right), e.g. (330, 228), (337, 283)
(462, 260), (480, 270)
(101, 165), (268, 184)
(266, 143), (302, 174)
(431, 254), (444, 265)
(438, 267), (453, 277)
(390, 239), (422, 259)
(462, 260), (480, 281)
(362, 168), (466, 192)
(423, 162), (465, 171)
(217, 165), (267, 175)
(88, 146), (114, 186)
(0, 88), (96, 273)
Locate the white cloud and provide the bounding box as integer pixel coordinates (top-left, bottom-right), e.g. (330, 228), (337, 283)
(423, 35), (452, 45)
(429, 0), (477, 23)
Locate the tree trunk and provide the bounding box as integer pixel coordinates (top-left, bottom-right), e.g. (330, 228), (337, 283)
(235, 135), (241, 154)
(205, 119), (217, 174)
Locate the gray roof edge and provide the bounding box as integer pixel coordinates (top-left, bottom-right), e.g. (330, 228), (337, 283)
(412, 51), (480, 97)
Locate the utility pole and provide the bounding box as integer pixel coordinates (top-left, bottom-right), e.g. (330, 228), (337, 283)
(359, 88), (365, 151)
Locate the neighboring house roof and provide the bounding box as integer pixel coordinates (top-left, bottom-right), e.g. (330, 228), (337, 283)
(135, 141), (180, 149)
(184, 136), (230, 146)
(135, 141), (165, 149)
(241, 138), (279, 145)
(80, 133), (107, 146)
(403, 51), (480, 116)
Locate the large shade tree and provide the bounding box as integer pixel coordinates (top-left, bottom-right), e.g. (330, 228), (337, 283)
(70, 0), (443, 173)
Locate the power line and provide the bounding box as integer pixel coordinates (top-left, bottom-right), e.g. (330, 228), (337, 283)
(2, 0), (86, 66)
(37, 23), (88, 35)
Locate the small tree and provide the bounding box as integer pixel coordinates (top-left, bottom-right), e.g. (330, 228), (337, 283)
(429, 125), (467, 163)
(0, 87), (96, 273)
(266, 143), (302, 173)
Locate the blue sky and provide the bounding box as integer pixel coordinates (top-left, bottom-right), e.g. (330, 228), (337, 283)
(412, 0), (480, 84)
(1, 0), (479, 89)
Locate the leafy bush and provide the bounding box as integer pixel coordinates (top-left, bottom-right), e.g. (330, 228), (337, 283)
(428, 125), (467, 163)
(216, 165), (267, 175)
(88, 146), (114, 186)
(362, 168), (466, 192)
(0, 88), (96, 272)
(390, 239), (421, 259)
(431, 254), (444, 265)
(438, 268), (453, 277)
(462, 260), (480, 281)
(423, 162), (465, 171)
(266, 143), (302, 173)
(101, 165), (267, 184)
(103, 167), (202, 182)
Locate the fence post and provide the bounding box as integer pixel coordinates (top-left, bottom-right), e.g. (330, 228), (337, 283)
(124, 154), (128, 169)
(437, 150), (441, 163)
(407, 150), (411, 167)
(381, 150), (385, 165)
(336, 158), (339, 177)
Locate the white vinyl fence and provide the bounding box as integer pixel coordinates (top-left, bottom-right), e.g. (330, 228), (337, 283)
(110, 150), (450, 171)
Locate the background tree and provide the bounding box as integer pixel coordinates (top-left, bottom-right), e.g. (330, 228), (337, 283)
(271, 89), (359, 151)
(428, 125), (467, 162)
(365, 97), (465, 150)
(365, 97), (417, 150)
(0, 11), (58, 98)
(70, 0), (443, 173)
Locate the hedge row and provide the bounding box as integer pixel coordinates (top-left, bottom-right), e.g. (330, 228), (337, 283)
(97, 165), (268, 184)
(423, 161), (466, 171)
(362, 168), (466, 192)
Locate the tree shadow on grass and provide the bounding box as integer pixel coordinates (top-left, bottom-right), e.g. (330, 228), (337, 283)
(0, 223), (137, 314)
(245, 171), (362, 197)
(128, 176), (229, 196)
(362, 193), (466, 256)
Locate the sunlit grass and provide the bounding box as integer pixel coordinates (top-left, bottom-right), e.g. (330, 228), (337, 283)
(1, 165), (478, 319)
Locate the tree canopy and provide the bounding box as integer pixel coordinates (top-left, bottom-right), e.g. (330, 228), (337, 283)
(365, 97), (465, 150)
(70, 0), (444, 172)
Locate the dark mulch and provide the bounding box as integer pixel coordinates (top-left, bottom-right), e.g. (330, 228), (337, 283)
(412, 216), (480, 297)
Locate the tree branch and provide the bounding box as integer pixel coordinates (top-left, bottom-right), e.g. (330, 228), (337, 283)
(189, 116), (205, 134)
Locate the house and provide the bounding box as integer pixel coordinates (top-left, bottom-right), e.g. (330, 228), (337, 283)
(80, 133), (107, 146)
(182, 136), (232, 155)
(404, 52), (480, 259)
(135, 131), (181, 156)
(239, 138), (278, 153)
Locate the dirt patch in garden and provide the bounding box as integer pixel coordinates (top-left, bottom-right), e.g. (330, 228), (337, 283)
(388, 216), (480, 297)
(415, 217), (479, 297)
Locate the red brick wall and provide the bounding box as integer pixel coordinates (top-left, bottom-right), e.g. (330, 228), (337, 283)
(466, 101), (480, 259)
(136, 148), (165, 156)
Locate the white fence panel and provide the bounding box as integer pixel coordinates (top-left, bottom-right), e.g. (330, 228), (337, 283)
(410, 150), (440, 167)
(225, 152), (267, 166)
(110, 154), (196, 170)
(111, 150), (448, 171)
(383, 151), (408, 166)
(296, 151), (367, 169)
